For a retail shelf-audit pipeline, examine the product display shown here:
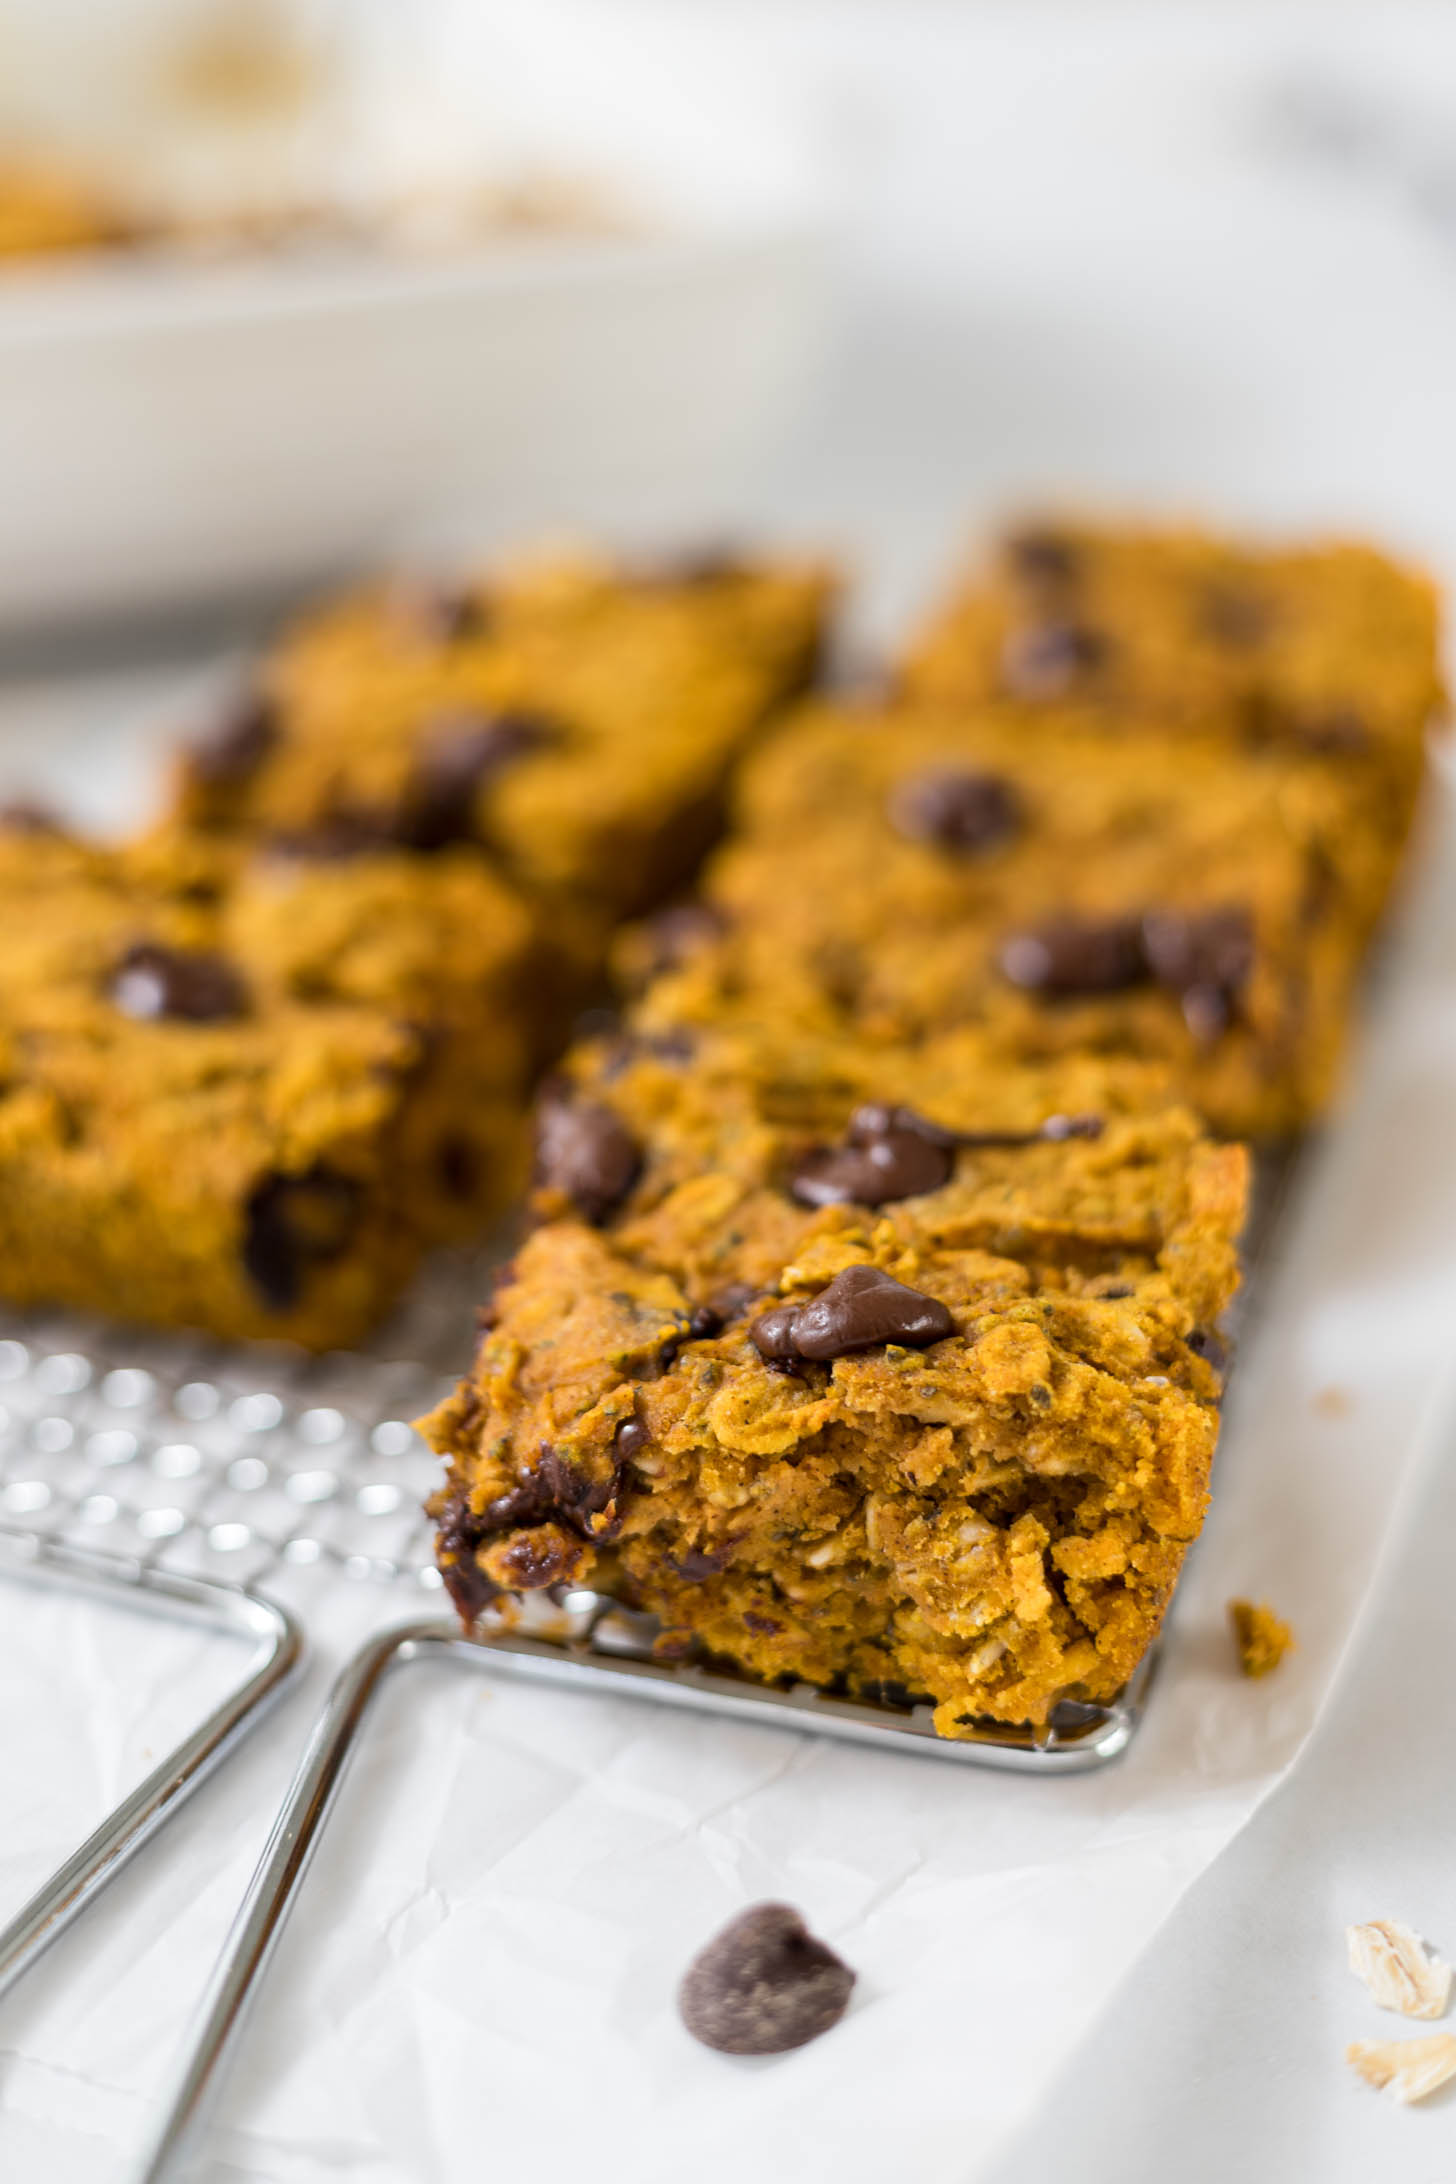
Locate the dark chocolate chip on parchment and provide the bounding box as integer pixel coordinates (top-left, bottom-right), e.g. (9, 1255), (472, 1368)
(679, 1904), (856, 2055)
(110, 943), (249, 1023)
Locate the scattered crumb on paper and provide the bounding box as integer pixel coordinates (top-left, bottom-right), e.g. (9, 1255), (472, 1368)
(1348, 1921), (1452, 2020)
(1228, 1598), (1295, 1678)
(1347, 2035), (1456, 2104)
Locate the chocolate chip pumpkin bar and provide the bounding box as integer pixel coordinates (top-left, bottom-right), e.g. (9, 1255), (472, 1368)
(422, 1025), (1247, 1734)
(624, 698), (1376, 1138)
(0, 824), (535, 1348)
(174, 549), (834, 939)
(902, 518), (1443, 896)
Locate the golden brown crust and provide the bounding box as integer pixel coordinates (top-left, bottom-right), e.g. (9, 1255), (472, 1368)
(423, 1023), (1248, 1733)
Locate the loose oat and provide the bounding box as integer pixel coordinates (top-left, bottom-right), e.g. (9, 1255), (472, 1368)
(1347, 1921), (1452, 2021)
(1347, 2034), (1456, 2104)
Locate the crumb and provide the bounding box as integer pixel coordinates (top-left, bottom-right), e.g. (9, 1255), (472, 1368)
(1347, 2034), (1456, 2104)
(1315, 1386), (1352, 1418)
(1348, 1921), (1452, 2020)
(1229, 1598), (1295, 1678)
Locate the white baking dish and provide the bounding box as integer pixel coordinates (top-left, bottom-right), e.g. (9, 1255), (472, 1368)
(0, 0), (836, 628)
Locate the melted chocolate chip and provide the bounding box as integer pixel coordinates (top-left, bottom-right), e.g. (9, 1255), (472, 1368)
(1199, 582), (1273, 648)
(998, 914), (1149, 996)
(672, 1541), (737, 1580)
(187, 689), (278, 790)
(1141, 906), (1254, 1042)
(707, 1281), (759, 1322)
(888, 767), (1023, 854)
(1000, 620), (1108, 700)
(497, 1525), (581, 1589)
(615, 1415), (651, 1462)
(1004, 526), (1081, 588)
(656, 1304), (726, 1371)
(110, 943), (248, 1023)
(534, 1090), (641, 1223)
(753, 1264), (955, 1365)
(791, 1104), (955, 1209)
(435, 1492), (500, 1623)
(678, 1904), (856, 2056)
(398, 710), (554, 850)
(241, 1166), (362, 1312)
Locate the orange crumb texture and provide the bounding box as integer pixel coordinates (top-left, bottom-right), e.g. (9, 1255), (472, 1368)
(1229, 1598), (1295, 1678)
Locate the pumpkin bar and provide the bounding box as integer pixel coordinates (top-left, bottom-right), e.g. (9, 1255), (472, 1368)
(174, 548), (835, 941)
(0, 821), (536, 1348)
(623, 698), (1377, 1138)
(901, 517), (1443, 901)
(422, 1023), (1247, 1735)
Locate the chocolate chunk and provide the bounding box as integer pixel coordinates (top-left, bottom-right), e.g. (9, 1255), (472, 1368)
(435, 1491), (500, 1622)
(241, 1166), (362, 1312)
(1199, 582), (1272, 648)
(1000, 620), (1107, 700)
(496, 1523), (582, 1590)
(753, 1265), (955, 1365)
(0, 799), (65, 834)
(998, 914), (1148, 996)
(635, 901), (727, 980)
(707, 1281), (759, 1322)
(791, 1103), (955, 1209)
(888, 767), (1023, 854)
(1142, 906), (1254, 1042)
(110, 943), (249, 1023)
(534, 1090), (641, 1224)
(187, 689), (278, 790)
(387, 577), (488, 644)
(398, 709), (554, 850)
(678, 1904), (855, 2056)
(672, 1540), (737, 1580)
(1003, 526), (1081, 588)
(615, 1414), (651, 1462)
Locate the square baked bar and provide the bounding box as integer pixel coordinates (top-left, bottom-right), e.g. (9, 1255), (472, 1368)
(423, 1023), (1247, 1734)
(0, 822), (537, 1348)
(174, 549), (835, 933)
(623, 697), (1378, 1138)
(902, 517), (1443, 884)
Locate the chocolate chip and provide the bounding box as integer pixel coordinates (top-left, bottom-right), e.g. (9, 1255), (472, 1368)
(1000, 620), (1107, 700)
(435, 1491), (500, 1623)
(241, 1166), (361, 1311)
(791, 1103), (955, 1209)
(1199, 582), (1272, 648)
(496, 1524), (582, 1590)
(1295, 704), (1370, 757)
(0, 799), (63, 834)
(753, 1264), (955, 1365)
(672, 1541), (737, 1580)
(707, 1281), (759, 1322)
(1141, 906), (1254, 1041)
(387, 577), (488, 644)
(635, 901), (728, 980)
(110, 943), (248, 1023)
(398, 709), (554, 850)
(534, 1090), (641, 1223)
(1004, 526), (1081, 588)
(187, 689), (278, 790)
(888, 767), (1023, 854)
(615, 1415), (651, 1461)
(998, 914), (1148, 996)
(678, 1904), (855, 2056)
(1187, 1326), (1228, 1373)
